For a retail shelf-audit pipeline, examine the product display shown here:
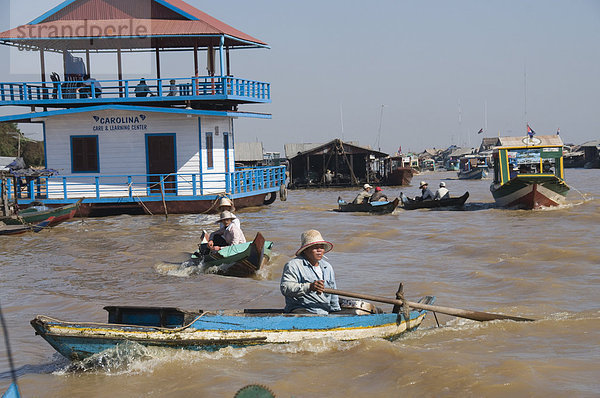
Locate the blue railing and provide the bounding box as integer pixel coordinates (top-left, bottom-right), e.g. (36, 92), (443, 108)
(5, 166), (285, 203)
(0, 76), (270, 106)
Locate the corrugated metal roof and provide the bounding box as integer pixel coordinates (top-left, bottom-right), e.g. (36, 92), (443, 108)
(0, 156), (16, 171)
(449, 147), (475, 157)
(580, 140), (600, 148)
(284, 143), (321, 159)
(235, 142), (263, 162)
(0, 0), (266, 48)
(285, 139), (388, 159)
(496, 135), (563, 148)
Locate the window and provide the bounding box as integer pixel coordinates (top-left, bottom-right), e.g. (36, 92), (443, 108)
(71, 136), (99, 172)
(206, 132), (213, 169)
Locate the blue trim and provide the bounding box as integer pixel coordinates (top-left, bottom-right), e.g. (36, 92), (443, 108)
(206, 132), (214, 170)
(0, 105), (271, 123)
(28, 0), (78, 24)
(70, 135), (99, 173)
(154, 0), (199, 21)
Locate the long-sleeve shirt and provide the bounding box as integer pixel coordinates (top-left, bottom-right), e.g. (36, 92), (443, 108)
(421, 188), (434, 201)
(352, 190), (371, 204)
(434, 187), (449, 200)
(369, 191), (388, 202)
(280, 256), (341, 314)
(209, 221), (246, 245)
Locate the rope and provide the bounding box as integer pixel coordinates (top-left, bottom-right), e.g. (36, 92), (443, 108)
(0, 299), (20, 389)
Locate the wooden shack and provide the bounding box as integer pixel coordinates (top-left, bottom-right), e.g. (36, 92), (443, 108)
(285, 138), (388, 188)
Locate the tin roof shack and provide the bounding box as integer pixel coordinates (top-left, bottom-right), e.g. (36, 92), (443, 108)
(285, 139), (388, 188)
(580, 140), (600, 169)
(235, 142), (264, 168)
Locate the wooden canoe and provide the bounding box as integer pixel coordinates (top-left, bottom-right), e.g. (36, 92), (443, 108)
(1, 199), (83, 227)
(0, 217), (54, 236)
(400, 192), (469, 210)
(335, 197), (400, 214)
(30, 296), (435, 361)
(189, 232), (273, 277)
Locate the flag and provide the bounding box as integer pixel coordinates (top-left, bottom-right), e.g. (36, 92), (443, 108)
(477, 128), (483, 134)
(556, 128), (560, 135)
(527, 124), (535, 138)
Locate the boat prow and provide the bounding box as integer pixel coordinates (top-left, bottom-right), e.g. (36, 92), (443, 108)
(336, 198), (399, 214)
(190, 232), (273, 277)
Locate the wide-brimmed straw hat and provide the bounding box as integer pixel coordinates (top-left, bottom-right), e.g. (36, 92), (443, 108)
(218, 197), (233, 208)
(295, 229), (333, 256)
(216, 210), (236, 223)
(419, 181), (428, 188)
(363, 183), (373, 190)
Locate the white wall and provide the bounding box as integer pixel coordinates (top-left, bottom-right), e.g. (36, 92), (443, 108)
(40, 110), (233, 198)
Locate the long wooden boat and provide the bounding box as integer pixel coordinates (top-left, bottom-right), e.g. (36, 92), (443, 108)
(490, 135), (569, 209)
(400, 192), (469, 210)
(188, 232), (273, 277)
(30, 296), (435, 361)
(0, 199), (82, 227)
(335, 197), (400, 214)
(0, 217), (54, 236)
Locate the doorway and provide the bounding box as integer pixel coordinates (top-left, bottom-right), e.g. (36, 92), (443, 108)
(146, 134), (176, 194)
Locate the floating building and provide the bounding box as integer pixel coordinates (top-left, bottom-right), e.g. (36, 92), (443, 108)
(0, 0), (285, 216)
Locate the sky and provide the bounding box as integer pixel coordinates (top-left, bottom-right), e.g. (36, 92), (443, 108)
(1, 0), (599, 155)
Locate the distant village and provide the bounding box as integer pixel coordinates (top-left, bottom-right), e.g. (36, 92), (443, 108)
(235, 137), (600, 189)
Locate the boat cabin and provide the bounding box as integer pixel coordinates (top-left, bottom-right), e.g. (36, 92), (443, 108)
(492, 135), (565, 185)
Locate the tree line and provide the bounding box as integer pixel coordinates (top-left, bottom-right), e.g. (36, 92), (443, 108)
(0, 122), (44, 167)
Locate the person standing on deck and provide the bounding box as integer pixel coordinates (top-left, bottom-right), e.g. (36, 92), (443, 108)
(434, 182), (449, 200)
(280, 230), (341, 314)
(369, 187), (388, 202)
(207, 211), (246, 251)
(417, 181), (434, 201)
(353, 184), (373, 204)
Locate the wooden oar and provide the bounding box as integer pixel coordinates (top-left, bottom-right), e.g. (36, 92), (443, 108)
(323, 288), (535, 322)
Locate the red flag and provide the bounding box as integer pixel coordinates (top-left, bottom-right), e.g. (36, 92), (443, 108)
(477, 128), (483, 134)
(527, 124), (535, 138)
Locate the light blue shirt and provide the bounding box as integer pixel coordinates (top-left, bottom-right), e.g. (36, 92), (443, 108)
(280, 255), (340, 314)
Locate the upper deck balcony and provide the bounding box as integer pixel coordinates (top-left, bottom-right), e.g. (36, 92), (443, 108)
(0, 75), (270, 108)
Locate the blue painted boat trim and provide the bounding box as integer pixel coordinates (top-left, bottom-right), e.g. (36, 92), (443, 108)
(0, 105), (271, 123)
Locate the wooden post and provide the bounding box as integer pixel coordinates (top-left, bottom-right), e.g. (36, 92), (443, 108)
(193, 43), (199, 95)
(85, 49), (91, 75)
(155, 47), (161, 79)
(117, 47), (123, 97)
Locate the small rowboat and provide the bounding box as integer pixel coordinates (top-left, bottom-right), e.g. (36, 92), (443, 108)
(30, 296), (436, 361)
(400, 192), (469, 210)
(335, 197), (400, 214)
(188, 232), (273, 277)
(0, 217), (54, 236)
(0, 198), (83, 227)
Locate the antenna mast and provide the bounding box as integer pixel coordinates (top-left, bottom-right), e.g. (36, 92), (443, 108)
(376, 104), (385, 152)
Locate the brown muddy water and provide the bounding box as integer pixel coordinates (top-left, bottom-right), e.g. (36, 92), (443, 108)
(1, 169), (599, 397)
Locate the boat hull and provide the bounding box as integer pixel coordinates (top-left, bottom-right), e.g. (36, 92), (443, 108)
(31, 298), (434, 360)
(385, 168), (414, 186)
(336, 198), (399, 214)
(190, 232), (273, 277)
(401, 192), (469, 210)
(490, 176), (569, 209)
(457, 167), (488, 180)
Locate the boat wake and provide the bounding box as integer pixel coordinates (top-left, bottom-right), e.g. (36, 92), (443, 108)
(56, 341), (153, 374)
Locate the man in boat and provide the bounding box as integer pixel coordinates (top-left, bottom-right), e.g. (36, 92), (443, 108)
(207, 211), (246, 252)
(280, 230), (341, 314)
(352, 184), (373, 204)
(434, 182), (450, 200)
(369, 186), (388, 202)
(416, 181), (434, 201)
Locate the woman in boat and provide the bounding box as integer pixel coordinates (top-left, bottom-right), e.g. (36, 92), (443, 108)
(216, 197), (240, 228)
(280, 230), (341, 314)
(207, 211), (246, 251)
